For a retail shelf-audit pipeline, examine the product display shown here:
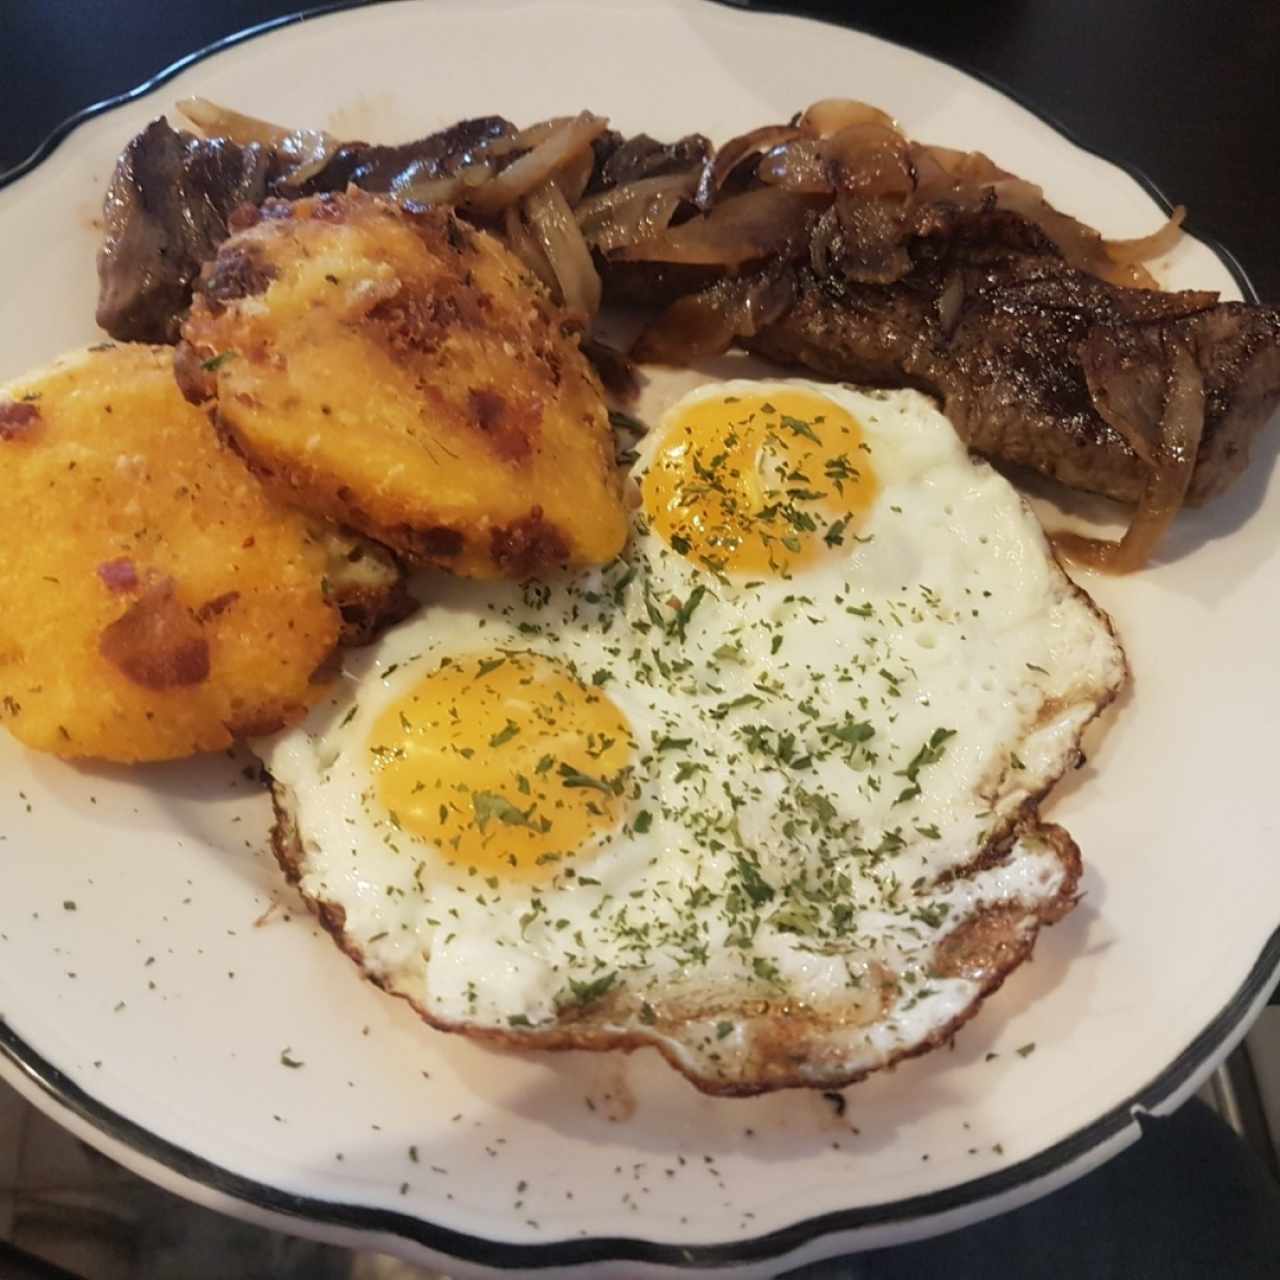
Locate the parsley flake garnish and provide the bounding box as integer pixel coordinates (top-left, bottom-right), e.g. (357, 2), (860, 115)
(471, 791), (531, 830)
(823, 718), (875, 748)
(672, 584), (709, 638)
(912, 902), (951, 929)
(824, 516), (851, 548)
(893, 728), (957, 805)
(556, 764), (614, 794)
(557, 971), (618, 1010)
(780, 414), (821, 444)
(732, 853), (775, 906)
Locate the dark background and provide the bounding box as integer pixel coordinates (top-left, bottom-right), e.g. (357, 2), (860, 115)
(1, 0), (1278, 300)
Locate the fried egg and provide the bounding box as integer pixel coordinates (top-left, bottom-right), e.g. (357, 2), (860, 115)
(261, 379), (1126, 1094)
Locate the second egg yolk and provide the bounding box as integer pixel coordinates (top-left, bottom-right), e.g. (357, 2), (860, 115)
(641, 389), (878, 576)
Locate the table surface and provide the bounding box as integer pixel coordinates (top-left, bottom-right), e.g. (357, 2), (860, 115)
(2, 0), (1279, 302)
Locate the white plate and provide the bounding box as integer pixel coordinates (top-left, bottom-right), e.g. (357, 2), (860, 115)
(1, 1), (1277, 1274)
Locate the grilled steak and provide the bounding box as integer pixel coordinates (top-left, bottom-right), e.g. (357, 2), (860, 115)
(92, 111), (1280, 508)
(290, 115), (516, 196)
(740, 209), (1280, 505)
(97, 116), (520, 345)
(96, 118), (272, 343)
(586, 131), (713, 194)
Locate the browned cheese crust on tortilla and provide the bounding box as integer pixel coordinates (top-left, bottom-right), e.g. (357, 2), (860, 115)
(177, 189), (628, 579)
(0, 343), (344, 763)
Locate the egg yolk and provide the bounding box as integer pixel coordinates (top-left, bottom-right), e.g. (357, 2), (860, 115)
(642, 390), (878, 575)
(368, 652), (634, 883)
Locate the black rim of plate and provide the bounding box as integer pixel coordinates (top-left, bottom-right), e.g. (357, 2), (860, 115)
(0, 0), (1274, 1270)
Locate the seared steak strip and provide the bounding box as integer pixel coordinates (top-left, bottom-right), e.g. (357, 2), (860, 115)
(96, 116), (525, 344)
(96, 119), (273, 343)
(290, 115), (517, 196)
(92, 106), (1280, 518)
(585, 130), (713, 194)
(739, 208), (1280, 505)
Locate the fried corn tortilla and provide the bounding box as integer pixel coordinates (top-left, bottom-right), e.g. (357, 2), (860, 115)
(0, 344), (342, 762)
(179, 190), (628, 579)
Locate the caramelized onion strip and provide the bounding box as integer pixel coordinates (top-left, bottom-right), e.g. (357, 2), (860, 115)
(612, 187), (826, 266)
(464, 112), (609, 216)
(177, 96), (339, 187)
(799, 99), (899, 138)
(755, 138), (833, 193)
(503, 204), (559, 293)
(911, 143), (1014, 195)
(575, 172), (698, 252)
(1105, 206), (1186, 264)
(909, 142), (1165, 288)
(823, 122), (914, 200)
(521, 181), (602, 320)
(395, 163), (494, 207)
(553, 144), (596, 206)
(695, 125), (805, 207)
(1054, 342), (1205, 573)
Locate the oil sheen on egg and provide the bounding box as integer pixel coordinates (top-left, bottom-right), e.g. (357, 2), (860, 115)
(262, 380), (1126, 1094)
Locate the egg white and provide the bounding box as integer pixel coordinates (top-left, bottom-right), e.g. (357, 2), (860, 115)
(260, 379), (1125, 1091)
